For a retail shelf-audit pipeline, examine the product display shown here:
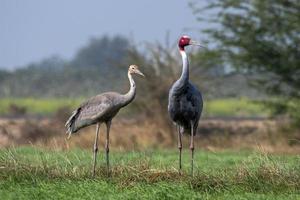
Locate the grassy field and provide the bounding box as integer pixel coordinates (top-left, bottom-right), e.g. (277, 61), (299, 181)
(0, 98), (269, 117)
(0, 147), (299, 199)
(204, 98), (269, 117)
(0, 98), (82, 115)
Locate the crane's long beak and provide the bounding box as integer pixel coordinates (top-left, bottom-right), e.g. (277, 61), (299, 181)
(135, 69), (145, 77)
(189, 40), (206, 48)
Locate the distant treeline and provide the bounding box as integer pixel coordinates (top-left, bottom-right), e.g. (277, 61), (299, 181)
(0, 36), (131, 98)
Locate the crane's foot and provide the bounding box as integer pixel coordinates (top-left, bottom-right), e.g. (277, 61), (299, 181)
(105, 149), (111, 177)
(92, 146), (98, 178)
(178, 163), (182, 175)
(190, 147), (194, 177)
(92, 167), (96, 178)
(178, 169), (182, 176)
(178, 150), (182, 175)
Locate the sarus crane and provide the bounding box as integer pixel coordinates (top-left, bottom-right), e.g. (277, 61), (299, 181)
(168, 35), (204, 175)
(65, 65), (144, 177)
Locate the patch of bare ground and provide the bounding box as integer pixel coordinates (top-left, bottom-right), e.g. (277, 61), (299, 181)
(0, 116), (299, 153)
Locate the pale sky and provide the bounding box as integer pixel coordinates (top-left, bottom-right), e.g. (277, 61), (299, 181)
(0, 0), (206, 69)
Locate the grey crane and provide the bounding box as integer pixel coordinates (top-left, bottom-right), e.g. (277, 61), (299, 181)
(65, 65), (144, 177)
(168, 35), (204, 175)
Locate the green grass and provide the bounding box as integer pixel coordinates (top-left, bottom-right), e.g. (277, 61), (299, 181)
(0, 98), (82, 115)
(0, 147), (299, 199)
(205, 98), (269, 117)
(0, 97), (269, 117)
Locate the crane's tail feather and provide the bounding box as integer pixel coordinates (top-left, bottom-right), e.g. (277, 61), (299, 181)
(65, 108), (80, 139)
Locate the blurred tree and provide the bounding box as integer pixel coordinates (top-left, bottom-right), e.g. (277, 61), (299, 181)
(0, 70), (12, 96)
(0, 36), (130, 97)
(71, 36), (130, 71)
(191, 0), (300, 124)
(0, 69), (10, 82)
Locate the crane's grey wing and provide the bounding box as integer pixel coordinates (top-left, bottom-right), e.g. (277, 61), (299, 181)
(189, 83), (203, 128)
(65, 94), (114, 135)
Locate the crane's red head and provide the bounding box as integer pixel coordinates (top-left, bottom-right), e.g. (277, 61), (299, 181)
(178, 35), (191, 50)
(178, 35), (204, 51)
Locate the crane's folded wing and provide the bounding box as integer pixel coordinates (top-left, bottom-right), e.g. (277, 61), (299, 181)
(76, 95), (113, 122)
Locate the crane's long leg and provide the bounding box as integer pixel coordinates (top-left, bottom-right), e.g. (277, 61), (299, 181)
(105, 121), (111, 174)
(190, 122), (195, 176)
(177, 125), (182, 174)
(92, 123), (100, 177)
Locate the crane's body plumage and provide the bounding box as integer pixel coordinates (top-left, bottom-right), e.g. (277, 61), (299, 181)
(168, 81), (202, 133)
(66, 91), (133, 134)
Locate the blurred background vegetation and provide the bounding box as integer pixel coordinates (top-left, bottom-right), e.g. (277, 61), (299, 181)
(0, 0), (299, 152)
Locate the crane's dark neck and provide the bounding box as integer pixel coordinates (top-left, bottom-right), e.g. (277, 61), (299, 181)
(121, 72), (136, 106)
(178, 49), (189, 86)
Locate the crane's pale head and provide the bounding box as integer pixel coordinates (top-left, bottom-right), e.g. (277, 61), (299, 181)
(128, 65), (145, 77)
(178, 35), (204, 50)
